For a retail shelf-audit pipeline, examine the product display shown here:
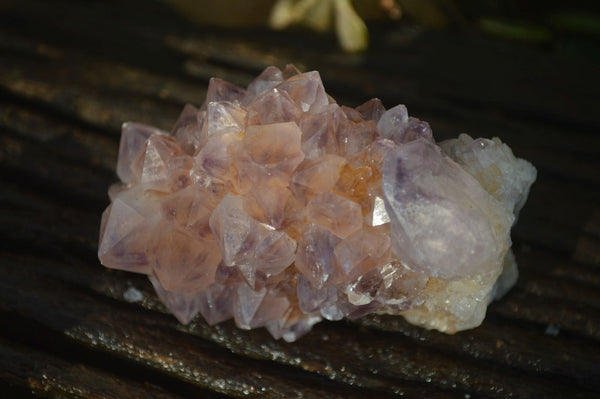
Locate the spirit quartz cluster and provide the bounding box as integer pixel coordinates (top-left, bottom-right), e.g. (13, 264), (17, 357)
(99, 65), (536, 341)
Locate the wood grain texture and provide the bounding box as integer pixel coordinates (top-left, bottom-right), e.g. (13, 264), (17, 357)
(1, 0), (599, 398)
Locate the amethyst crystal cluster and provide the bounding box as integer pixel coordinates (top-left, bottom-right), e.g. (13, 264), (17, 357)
(99, 65), (536, 341)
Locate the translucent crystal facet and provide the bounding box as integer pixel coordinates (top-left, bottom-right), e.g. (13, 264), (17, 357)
(99, 65), (536, 340)
(117, 122), (167, 184)
(382, 138), (513, 280)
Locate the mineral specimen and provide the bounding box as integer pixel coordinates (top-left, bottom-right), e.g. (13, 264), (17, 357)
(99, 65), (536, 341)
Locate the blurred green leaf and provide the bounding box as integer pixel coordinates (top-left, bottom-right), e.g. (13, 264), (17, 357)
(479, 18), (552, 43)
(548, 12), (600, 38)
(334, 0), (369, 52)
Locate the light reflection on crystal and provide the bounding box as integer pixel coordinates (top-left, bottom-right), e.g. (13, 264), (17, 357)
(370, 196), (390, 226)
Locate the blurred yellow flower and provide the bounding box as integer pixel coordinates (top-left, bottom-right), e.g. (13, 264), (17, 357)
(269, 0), (369, 52)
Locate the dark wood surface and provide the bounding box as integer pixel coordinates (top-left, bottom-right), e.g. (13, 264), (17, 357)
(1, 1), (599, 397)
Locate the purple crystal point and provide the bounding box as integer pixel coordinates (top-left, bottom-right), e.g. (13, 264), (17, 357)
(277, 71), (329, 113)
(171, 104), (204, 155)
(377, 104), (408, 143)
(149, 276), (203, 324)
(204, 101), (247, 137)
(246, 66), (284, 98)
(247, 88), (302, 125)
(205, 77), (246, 104)
(99, 197), (152, 274)
(356, 98), (386, 123)
(117, 122), (166, 184)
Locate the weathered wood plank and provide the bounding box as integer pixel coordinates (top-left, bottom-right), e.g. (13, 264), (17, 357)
(0, 338), (195, 399)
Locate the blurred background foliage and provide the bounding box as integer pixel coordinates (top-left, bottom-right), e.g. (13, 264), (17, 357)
(161, 0), (600, 57)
